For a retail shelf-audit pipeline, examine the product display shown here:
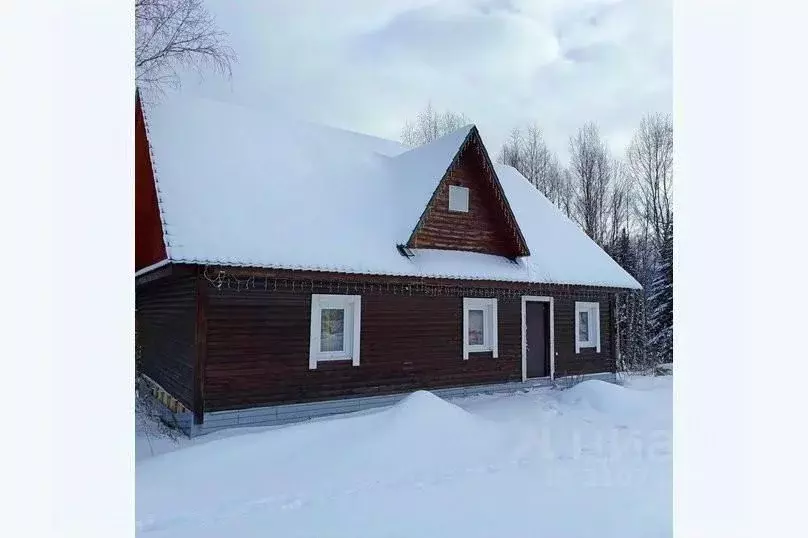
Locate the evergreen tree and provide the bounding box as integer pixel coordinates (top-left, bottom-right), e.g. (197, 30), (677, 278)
(484, 114), (676, 371)
(648, 223), (673, 363)
(609, 229), (648, 371)
(610, 229), (637, 278)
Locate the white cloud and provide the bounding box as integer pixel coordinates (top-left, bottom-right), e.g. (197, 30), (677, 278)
(182, 0), (670, 162)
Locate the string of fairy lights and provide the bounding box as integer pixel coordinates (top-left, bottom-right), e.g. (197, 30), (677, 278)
(201, 265), (621, 300)
(191, 134), (623, 301)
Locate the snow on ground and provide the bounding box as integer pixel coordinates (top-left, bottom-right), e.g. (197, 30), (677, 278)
(136, 375), (671, 538)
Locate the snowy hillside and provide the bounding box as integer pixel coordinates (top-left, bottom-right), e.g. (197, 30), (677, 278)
(136, 376), (671, 537)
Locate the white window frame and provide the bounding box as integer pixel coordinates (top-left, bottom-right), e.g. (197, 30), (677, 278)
(575, 301), (601, 354)
(448, 185), (470, 212)
(309, 294), (361, 369)
(462, 298), (498, 359)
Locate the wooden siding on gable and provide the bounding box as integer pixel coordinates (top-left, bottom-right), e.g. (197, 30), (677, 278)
(135, 93), (167, 271)
(408, 131), (528, 258)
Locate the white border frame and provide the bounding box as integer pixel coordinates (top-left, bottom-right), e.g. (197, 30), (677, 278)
(521, 296), (555, 381)
(309, 294), (362, 369)
(462, 297), (498, 359)
(574, 301), (601, 354)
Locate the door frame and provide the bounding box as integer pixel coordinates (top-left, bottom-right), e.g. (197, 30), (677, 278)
(521, 296), (555, 382)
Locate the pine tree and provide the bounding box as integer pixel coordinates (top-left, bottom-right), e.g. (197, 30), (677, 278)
(610, 229), (637, 278)
(648, 223), (673, 363)
(609, 229), (647, 371)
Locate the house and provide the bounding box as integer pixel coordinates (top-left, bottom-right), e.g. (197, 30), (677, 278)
(135, 92), (641, 436)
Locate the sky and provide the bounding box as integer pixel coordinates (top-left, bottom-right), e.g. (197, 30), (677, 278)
(184, 0), (671, 162)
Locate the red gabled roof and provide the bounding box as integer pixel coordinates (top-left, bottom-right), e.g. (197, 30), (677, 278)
(135, 91), (168, 271)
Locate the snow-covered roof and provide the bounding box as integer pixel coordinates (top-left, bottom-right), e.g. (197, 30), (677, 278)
(142, 93), (641, 289)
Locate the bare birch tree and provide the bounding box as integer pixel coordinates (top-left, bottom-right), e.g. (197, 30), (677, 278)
(497, 123), (565, 210)
(401, 102), (471, 147)
(498, 127), (524, 170)
(523, 124), (563, 201)
(606, 158), (632, 248)
(136, 0), (236, 95)
(543, 159), (566, 208)
(626, 113), (673, 249)
(556, 169), (576, 219)
(568, 122), (612, 244)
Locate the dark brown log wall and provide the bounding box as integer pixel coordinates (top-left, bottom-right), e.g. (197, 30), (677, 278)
(409, 135), (525, 258)
(136, 273), (197, 409)
(135, 92), (167, 271)
(205, 289), (522, 411)
(553, 292), (615, 377)
(201, 270), (616, 413)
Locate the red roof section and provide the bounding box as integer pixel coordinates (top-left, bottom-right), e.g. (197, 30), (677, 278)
(135, 92), (167, 271)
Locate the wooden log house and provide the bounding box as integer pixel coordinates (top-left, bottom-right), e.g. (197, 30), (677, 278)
(135, 92), (641, 435)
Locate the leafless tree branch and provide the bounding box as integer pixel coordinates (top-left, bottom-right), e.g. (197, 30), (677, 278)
(568, 122), (613, 244)
(497, 123), (571, 215)
(626, 113), (673, 249)
(135, 0), (236, 96)
(401, 102), (471, 147)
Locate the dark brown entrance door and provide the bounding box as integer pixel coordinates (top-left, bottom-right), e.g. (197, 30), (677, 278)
(526, 301), (550, 378)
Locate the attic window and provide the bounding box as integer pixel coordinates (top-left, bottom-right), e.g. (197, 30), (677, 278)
(448, 185), (469, 212)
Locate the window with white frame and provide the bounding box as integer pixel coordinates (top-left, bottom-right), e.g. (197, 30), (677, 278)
(575, 301), (600, 353)
(462, 298), (498, 359)
(309, 295), (361, 369)
(448, 185), (470, 212)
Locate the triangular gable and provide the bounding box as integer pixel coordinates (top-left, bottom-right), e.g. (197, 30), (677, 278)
(404, 126), (530, 258)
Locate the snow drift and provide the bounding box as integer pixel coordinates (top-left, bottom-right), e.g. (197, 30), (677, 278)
(556, 379), (671, 430)
(557, 380), (648, 415)
(137, 379), (672, 538)
(137, 390), (504, 527)
(361, 390), (501, 463)
(384, 389), (481, 431)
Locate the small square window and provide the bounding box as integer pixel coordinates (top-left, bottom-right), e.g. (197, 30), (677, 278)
(448, 185), (469, 212)
(463, 298), (498, 358)
(575, 301), (600, 353)
(310, 295), (361, 369)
